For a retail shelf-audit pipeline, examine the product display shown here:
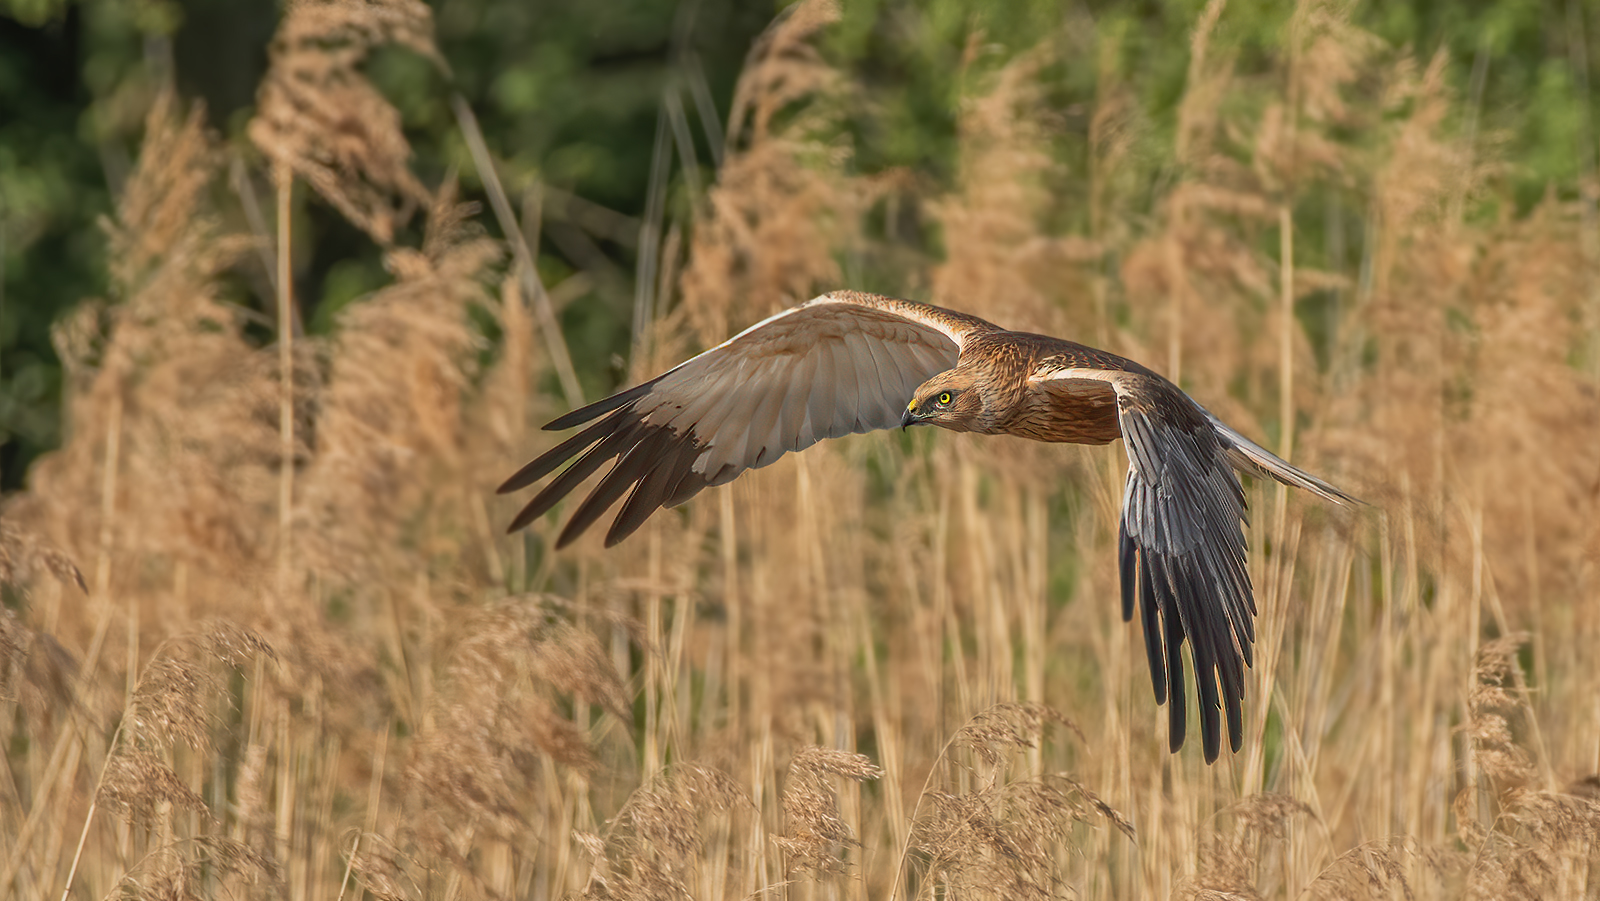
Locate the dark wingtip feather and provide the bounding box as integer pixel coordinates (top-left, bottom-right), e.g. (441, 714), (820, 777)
(554, 522), (582, 549)
(1176, 563), (1225, 765)
(1138, 549), (1168, 706)
(556, 431), (678, 547)
(605, 440), (702, 547)
(506, 499), (547, 534)
(1116, 384), (1263, 764)
(1168, 686), (1186, 754)
(1118, 520), (1137, 623)
(500, 444), (575, 494)
(504, 421), (644, 533)
(1227, 695), (1244, 754)
(1165, 597), (1187, 754)
(543, 380), (659, 431)
(500, 409), (631, 494)
(508, 478), (580, 534)
(1199, 670), (1222, 764)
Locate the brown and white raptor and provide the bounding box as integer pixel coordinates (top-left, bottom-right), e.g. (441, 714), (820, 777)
(499, 290), (1360, 763)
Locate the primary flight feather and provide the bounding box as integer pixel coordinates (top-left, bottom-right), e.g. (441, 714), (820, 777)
(499, 289), (1360, 763)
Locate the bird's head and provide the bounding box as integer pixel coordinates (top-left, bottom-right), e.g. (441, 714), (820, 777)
(902, 370), (986, 432)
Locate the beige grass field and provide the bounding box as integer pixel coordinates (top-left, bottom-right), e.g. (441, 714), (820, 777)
(4, 0), (1600, 898)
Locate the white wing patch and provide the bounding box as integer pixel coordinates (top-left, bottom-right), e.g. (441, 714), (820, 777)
(1028, 365), (1125, 385)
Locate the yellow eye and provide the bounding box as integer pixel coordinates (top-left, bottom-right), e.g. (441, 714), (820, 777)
(937, 392), (952, 405)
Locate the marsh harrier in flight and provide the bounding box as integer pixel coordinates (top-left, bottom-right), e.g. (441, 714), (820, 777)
(500, 290), (1359, 762)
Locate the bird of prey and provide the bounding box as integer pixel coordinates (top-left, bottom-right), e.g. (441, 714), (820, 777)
(500, 290), (1359, 762)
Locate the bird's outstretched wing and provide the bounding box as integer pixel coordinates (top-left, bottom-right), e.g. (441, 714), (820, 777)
(500, 291), (998, 547)
(1032, 365), (1254, 763)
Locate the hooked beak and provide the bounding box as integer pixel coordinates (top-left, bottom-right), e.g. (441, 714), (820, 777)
(900, 406), (919, 431)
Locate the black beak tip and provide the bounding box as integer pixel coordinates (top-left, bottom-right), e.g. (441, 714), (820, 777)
(900, 408), (915, 431)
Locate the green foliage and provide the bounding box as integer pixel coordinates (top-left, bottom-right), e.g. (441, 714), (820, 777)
(1, 6), (112, 488)
(0, 0), (68, 26)
(5, 0), (1600, 491)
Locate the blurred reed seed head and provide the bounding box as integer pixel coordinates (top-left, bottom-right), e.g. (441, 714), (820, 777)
(0, 526), (82, 735)
(0, 517), (85, 596)
(104, 91), (221, 291)
(677, 0), (876, 348)
(96, 748), (210, 823)
(1183, 794), (1316, 899)
(95, 622), (274, 844)
(575, 764), (748, 901)
(953, 702), (1085, 772)
(1450, 634), (1600, 899)
(913, 775), (1132, 900)
(404, 599), (633, 847)
(9, 636), (81, 741)
(1299, 837), (1459, 901)
(123, 621), (276, 755)
(1465, 633), (1536, 789)
(907, 705), (1131, 900)
(296, 184), (502, 583)
(343, 831), (425, 901)
(250, 0), (439, 243)
(931, 47), (1103, 335)
(776, 746), (883, 875)
(18, 89), (308, 590)
(102, 836), (280, 901)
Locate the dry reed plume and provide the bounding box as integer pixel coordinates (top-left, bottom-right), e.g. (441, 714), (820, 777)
(249, 0), (439, 245)
(777, 746), (882, 876)
(677, 0), (872, 350)
(901, 704), (1132, 900)
(4, 0), (1600, 898)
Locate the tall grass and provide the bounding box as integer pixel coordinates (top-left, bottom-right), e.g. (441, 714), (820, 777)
(4, 0), (1600, 898)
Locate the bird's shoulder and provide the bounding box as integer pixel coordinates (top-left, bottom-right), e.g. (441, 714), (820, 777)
(806, 291), (1004, 348)
(1019, 337), (1159, 378)
(1019, 338), (1212, 429)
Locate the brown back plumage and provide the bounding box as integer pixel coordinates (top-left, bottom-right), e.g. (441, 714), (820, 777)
(499, 291), (1361, 763)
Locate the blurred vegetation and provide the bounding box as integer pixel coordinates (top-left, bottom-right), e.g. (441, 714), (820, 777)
(4, 1), (1600, 897)
(2, 0), (1599, 489)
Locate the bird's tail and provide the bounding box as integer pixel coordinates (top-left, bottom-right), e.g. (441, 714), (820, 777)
(1206, 413), (1364, 508)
